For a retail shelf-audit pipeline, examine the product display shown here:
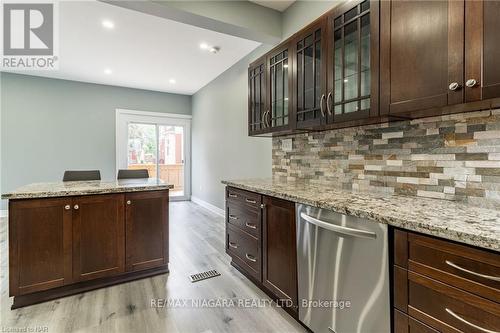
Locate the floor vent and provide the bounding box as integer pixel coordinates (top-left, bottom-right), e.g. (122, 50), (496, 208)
(189, 269), (221, 283)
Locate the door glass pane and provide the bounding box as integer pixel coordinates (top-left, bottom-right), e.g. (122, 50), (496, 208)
(284, 58), (289, 123)
(344, 21), (358, 100)
(360, 14), (370, 97)
(276, 61), (283, 126)
(345, 101), (359, 113)
(255, 71), (261, 128)
(297, 50), (303, 116)
(315, 41), (321, 109)
(271, 65), (275, 126)
(127, 123), (157, 178)
(158, 125), (184, 197)
(334, 29), (342, 103)
(304, 44), (314, 110)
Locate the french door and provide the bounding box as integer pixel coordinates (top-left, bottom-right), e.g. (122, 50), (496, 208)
(116, 109), (191, 201)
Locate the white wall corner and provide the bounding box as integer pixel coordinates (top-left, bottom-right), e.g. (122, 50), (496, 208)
(191, 196), (225, 218)
(0, 210), (8, 218)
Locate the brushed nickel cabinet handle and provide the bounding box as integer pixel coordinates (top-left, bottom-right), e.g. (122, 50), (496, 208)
(245, 254), (257, 262)
(228, 242), (238, 249)
(448, 82), (461, 91)
(64, 205), (71, 210)
(245, 222), (257, 229)
(228, 193), (238, 198)
(320, 94), (326, 117)
(73, 204), (79, 210)
(445, 260), (500, 282)
(466, 79), (478, 88)
(126, 200), (131, 205)
(326, 92), (333, 115)
(228, 214), (238, 220)
(245, 198), (256, 204)
(265, 110), (271, 128)
(445, 308), (498, 333)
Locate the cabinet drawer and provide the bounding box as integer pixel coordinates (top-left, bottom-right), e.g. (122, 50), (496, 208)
(394, 309), (439, 333)
(408, 233), (500, 303)
(226, 187), (261, 211)
(226, 203), (261, 239)
(226, 225), (261, 281)
(408, 271), (500, 333)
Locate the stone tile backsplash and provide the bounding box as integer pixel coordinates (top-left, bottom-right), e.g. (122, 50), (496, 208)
(272, 109), (500, 208)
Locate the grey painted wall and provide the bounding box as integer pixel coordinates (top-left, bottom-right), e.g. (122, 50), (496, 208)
(192, 45), (273, 209)
(1, 73), (191, 208)
(191, 0), (338, 210)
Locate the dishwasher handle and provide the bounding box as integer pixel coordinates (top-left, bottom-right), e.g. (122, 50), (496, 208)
(300, 212), (377, 239)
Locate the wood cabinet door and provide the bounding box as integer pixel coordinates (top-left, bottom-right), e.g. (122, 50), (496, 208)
(9, 198), (72, 296)
(72, 194), (125, 282)
(265, 42), (294, 133)
(327, 0), (379, 123)
(465, 0), (500, 102)
(125, 191), (169, 272)
(248, 56), (267, 135)
(380, 0), (465, 115)
(293, 18), (328, 129)
(262, 196), (298, 311)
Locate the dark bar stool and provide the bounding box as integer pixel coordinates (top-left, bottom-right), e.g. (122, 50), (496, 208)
(63, 170), (101, 182)
(117, 169), (149, 180)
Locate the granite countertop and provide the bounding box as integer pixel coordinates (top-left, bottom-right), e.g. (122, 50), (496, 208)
(2, 178), (173, 200)
(222, 178), (500, 252)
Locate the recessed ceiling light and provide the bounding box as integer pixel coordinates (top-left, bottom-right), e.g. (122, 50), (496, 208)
(102, 20), (115, 29)
(169, 78), (176, 84)
(104, 68), (112, 75)
(199, 43), (209, 50)
(209, 46), (220, 54)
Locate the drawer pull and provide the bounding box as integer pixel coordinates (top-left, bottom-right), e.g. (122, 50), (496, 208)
(245, 198), (257, 204)
(445, 308), (499, 333)
(228, 242), (238, 249)
(445, 260), (500, 282)
(228, 193), (238, 198)
(228, 215), (238, 220)
(245, 254), (257, 262)
(245, 222), (257, 229)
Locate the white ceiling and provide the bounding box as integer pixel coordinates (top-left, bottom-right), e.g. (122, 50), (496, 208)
(250, 0), (296, 12)
(6, 1), (261, 95)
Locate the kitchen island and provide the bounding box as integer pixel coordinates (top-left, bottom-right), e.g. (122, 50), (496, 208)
(2, 179), (173, 309)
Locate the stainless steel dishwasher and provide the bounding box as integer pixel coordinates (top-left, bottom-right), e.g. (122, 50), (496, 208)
(296, 204), (390, 333)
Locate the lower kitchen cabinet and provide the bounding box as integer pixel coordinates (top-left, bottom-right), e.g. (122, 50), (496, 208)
(72, 194), (125, 282)
(9, 197), (73, 295)
(8, 190), (169, 308)
(125, 191), (169, 271)
(225, 187), (298, 314)
(262, 196), (298, 311)
(392, 228), (500, 333)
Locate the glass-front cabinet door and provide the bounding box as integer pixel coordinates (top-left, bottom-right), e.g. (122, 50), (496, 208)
(265, 42), (293, 133)
(294, 19), (328, 129)
(248, 56), (266, 135)
(327, 0), (378, 123)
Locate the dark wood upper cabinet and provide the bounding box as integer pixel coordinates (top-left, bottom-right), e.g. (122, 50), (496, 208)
(380, 0), (465, 116)
(72, 194), (125, 282)
(327, 0), (379, 123)
(466, 0), (500, 102)
(262, 196), (298, 312)
(9, 198), (73, 296)
(248, 56), (267, 136)
(293, 19), (328, 130)
(125, 191), (169, 272)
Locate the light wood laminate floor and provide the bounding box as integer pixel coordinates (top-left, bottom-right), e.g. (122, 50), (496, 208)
(0, 201), (306, 333)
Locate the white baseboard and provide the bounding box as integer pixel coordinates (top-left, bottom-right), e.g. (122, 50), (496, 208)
(191, 196), (225, 218)
(0, 210), (7, 218)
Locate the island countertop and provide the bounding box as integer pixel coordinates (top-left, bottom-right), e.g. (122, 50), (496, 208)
(222, 178), (500, 252)
(2, 178), (173, 200)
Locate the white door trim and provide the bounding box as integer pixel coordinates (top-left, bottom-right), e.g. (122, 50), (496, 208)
(115, 109), (191, 201)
